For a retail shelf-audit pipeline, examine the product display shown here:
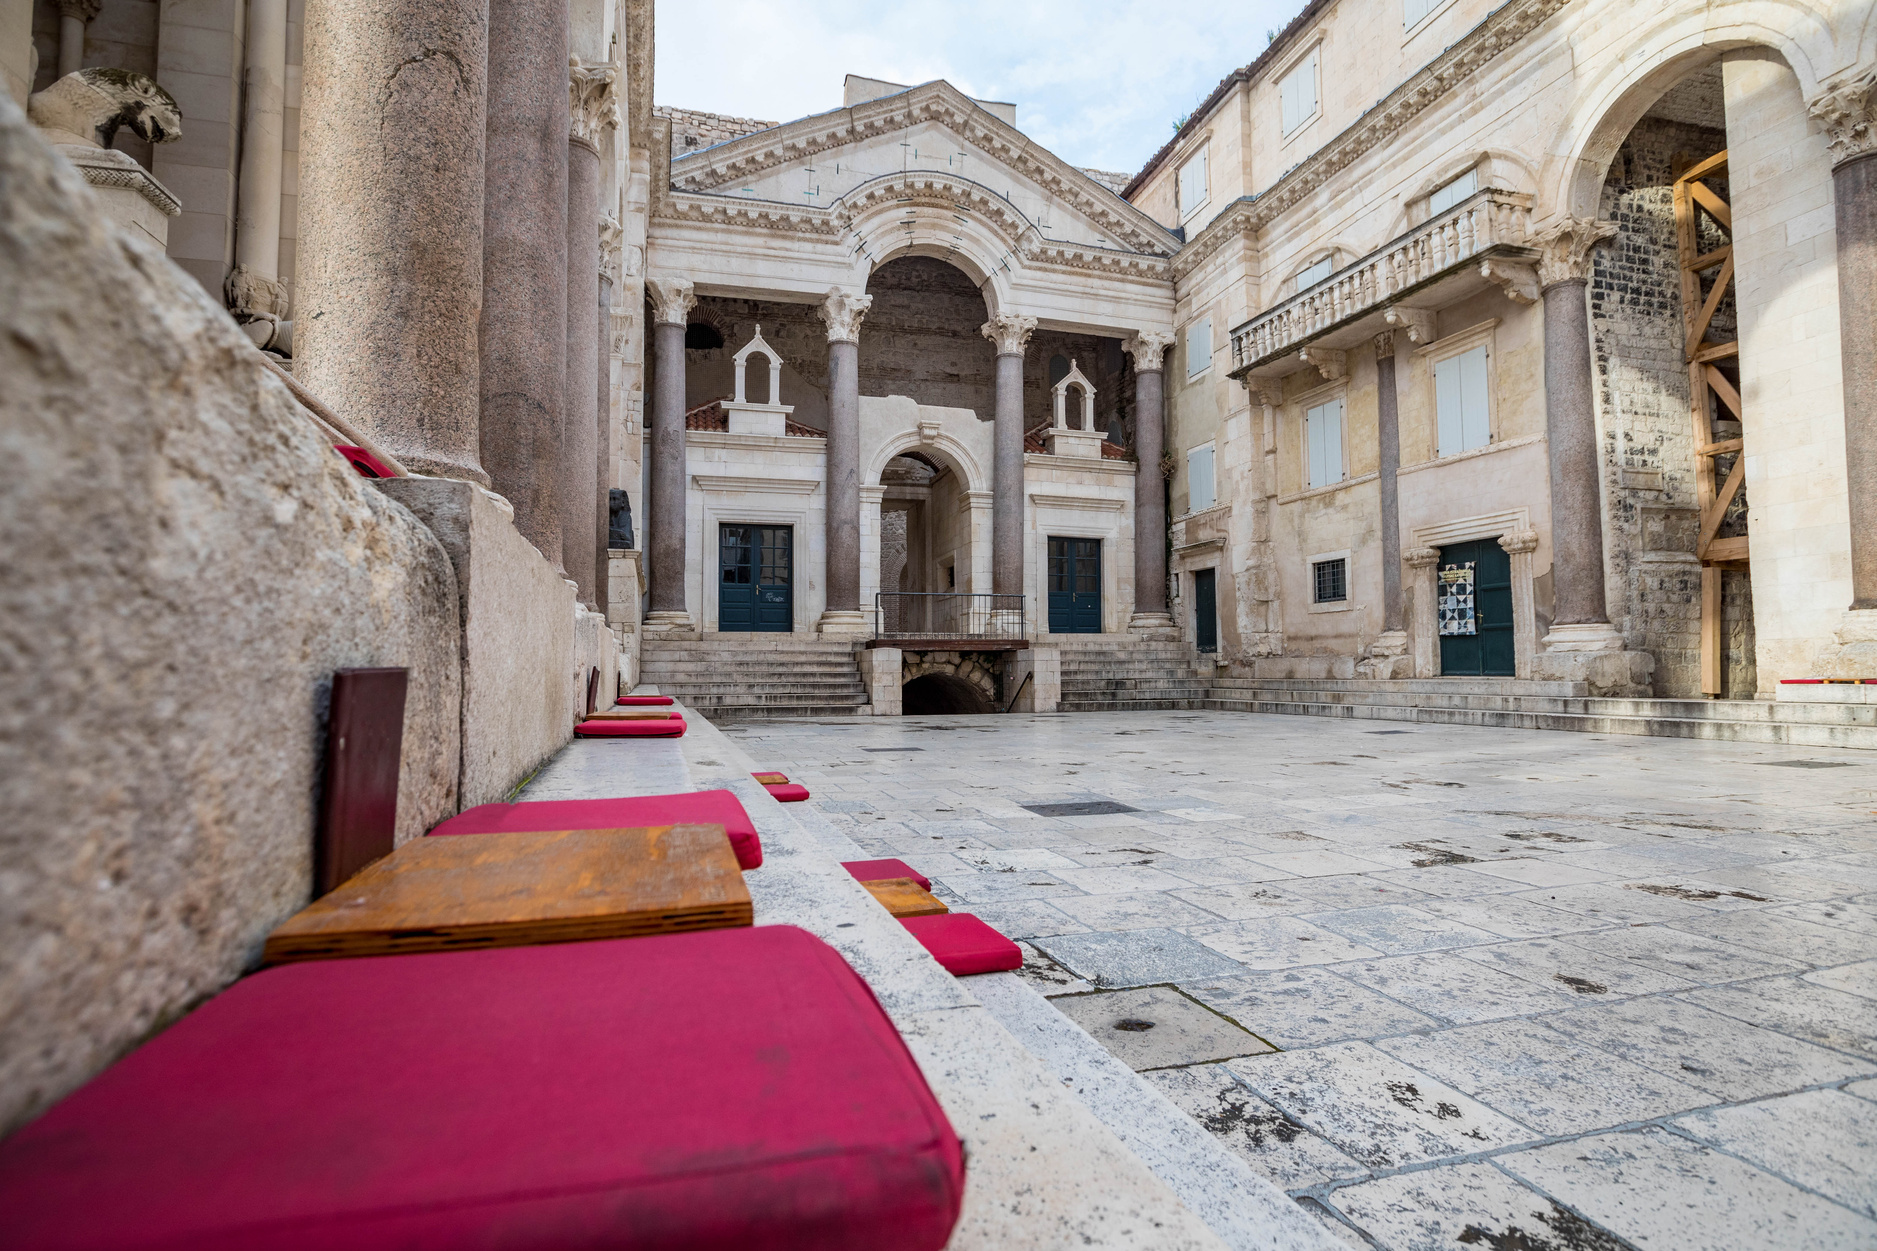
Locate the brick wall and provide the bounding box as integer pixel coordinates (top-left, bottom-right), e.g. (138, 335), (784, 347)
(655, 105), (776, 156)
(1592, 113), (1754, 697)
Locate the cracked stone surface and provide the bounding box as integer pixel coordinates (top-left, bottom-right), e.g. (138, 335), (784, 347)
(723, 710), (1877, 1247)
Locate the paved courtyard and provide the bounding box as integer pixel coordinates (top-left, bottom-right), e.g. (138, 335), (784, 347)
(722, 711), (1877, 1250)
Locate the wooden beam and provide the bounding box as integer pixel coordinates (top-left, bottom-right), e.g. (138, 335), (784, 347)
(1680, 150), (1730, 183)
(1696, 437), (1745, 457)
(1701, 565), (1723, 696)
(1685, 254), (1735, 359)
(1687, 244), (1732, 274)
(1703, 536), (1750, 563)
(1689, 180), (1733, 231)
(1705, 366), (1742, 418)
(1697, 454), (1746, 557)
(1693, 340), (1740, 363)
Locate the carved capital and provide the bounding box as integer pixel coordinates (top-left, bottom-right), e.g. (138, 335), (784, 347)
(58, 0), (102, 22)
(1498, 528), (1541, 555)
(1373, 331), (1395, 360)
(1406, 545), (1442, 569)
(1808, 69), (1877, 167)
(1299, 346), (1346, 381)
(819, 288), (873, 343)
(981, 313), (1038, 357)
(569, 58), (619, 149)
(1382, 305), (1437, 344)
(1533, 218), (1617, 288)
(645, 275), (696, 326)
(1479, 258), (1540, 305)
(599, 214), (624, 285)
(1123, 329), (1176, 372)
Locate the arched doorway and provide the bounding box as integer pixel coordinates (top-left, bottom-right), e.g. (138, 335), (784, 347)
(902, 673), (991, 715)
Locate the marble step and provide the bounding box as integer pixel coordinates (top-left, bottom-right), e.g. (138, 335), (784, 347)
(1210, 685), (1877, 727)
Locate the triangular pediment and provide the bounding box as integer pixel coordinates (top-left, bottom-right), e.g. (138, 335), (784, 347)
(668, 80), (1178, 258)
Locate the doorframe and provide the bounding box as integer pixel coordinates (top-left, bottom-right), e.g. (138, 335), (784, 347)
(1045, 534), (1105, 635)
(699, 496), (814, 636)
(1407, 508), (1539, 678)
(1030, 493), (1126, 637)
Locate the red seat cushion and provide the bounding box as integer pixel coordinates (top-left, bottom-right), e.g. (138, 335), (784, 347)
(576, 716), (685, 737)
(615, 695), (675, 706)
(842, 858), (931, 891)
(0, 928), (964, 1251)
(901, 913), (1023, 976)
(430, 790), (763, 870)
(763, 783), (811, 803)
(333, 444), (396, 479)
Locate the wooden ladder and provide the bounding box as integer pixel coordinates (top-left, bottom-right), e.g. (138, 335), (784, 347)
(1675, 150), (1746, 697)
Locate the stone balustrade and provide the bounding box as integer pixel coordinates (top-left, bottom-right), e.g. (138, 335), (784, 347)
(1229, 188), (1534, 373)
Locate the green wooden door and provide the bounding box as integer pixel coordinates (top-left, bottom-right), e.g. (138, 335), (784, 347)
(1437, 538), (1514, 676)
(1047, 537), (1102, 633)
(718, 524), (793, 632)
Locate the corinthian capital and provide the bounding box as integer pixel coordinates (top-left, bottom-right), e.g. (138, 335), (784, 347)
(1533, 217), (1617, 288)
(980, 313), (1037, 357)
(819, 288), (873, 343)
(58, 0), (102, 21)
(1808, 69), (1877, 167)
(569, 58), (619, 149)
(1123, 330), (1176, 372)
(646, 275), (695, 326)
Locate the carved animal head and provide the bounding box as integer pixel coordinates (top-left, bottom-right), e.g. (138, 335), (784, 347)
(28, 68), (182, 148)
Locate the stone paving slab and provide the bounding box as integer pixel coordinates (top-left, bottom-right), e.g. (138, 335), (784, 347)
(1674, 1089), (1877, 1220)
(1051, 985), (1275, 1071)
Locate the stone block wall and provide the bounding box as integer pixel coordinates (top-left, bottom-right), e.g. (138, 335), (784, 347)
(654, 104), (775, 155)
(0, 99), (463, 1132)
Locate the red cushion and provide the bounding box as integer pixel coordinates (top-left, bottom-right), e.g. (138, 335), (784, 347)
(0, 928), (964, 1251)
(763, 783), (811, 803)
(576, 716), (685, 737)
(430, 791), (763, 870)
(842, 859), (931, 891)
(334, 444), (396, 479)
(901, 913), (1023, 976)
(615, 695), (675, 706)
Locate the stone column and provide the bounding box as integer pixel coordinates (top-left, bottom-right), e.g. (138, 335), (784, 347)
(1535, 219), (1621, 647)
(644, 276), (694, 630)
(819, 288), (873, 636)
(1499, 529), (1541, 679)
(1406, 546), (1441, 677)
(1374, 331), (1407, 643)
(596, 265), (614, 606)
(56, 0), (97, 78)
(296, 0), (488, 482)
(560, 60), (614, 607)
(982, 314), (1036, 614)
(1125, 330), (1177, 635)
(479, 0), (569, 564)
(1812, 80), (1877, 610)
(229, 0), (288, 326)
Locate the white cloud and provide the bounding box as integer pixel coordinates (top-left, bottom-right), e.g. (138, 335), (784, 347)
(654, 0), (1305, 174)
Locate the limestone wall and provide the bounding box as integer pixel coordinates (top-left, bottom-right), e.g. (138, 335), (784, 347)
(0, 98), (463, 1132)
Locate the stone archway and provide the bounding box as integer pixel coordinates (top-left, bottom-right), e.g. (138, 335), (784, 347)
(901, 651), (999, 713)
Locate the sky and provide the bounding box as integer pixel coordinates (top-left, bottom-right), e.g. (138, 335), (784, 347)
(654, 0), (1307, 176)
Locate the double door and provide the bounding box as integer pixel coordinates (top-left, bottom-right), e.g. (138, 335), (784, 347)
(1047, 536), (1101, 634)
(719, 524), (792, 633)
(1437, 538), (1514, 676)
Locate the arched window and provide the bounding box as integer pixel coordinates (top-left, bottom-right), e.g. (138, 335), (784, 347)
(685, 322), (724, 350)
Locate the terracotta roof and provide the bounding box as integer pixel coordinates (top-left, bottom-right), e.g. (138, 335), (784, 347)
(1024, 421), (1134, 461)
(684, 399), (822, 438)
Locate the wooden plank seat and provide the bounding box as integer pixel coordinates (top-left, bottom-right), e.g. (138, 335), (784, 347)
(842, 858), (931, 891)
(262, 825), (750, 965)
(430, 791), (764, 870)
(861, 877), (949, 919)
(0, 927), (966, 1250)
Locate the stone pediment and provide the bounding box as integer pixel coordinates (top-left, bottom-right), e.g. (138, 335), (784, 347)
(667, 80), (1178, 259)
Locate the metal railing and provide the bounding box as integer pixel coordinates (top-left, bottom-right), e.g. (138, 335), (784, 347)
(874, 592), (1026, 641)
(1229, 188), (1534, 374)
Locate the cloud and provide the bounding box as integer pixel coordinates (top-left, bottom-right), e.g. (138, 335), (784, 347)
(654, 0), (1304, 174)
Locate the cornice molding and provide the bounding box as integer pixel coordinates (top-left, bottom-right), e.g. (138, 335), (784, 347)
(1172, 0), (1570, 280)
(666, 79), (1178, 257)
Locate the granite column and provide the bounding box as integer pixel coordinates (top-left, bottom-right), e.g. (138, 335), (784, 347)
(1375, 332), (1405, 638)
(644, 277), (694, 628)
(819, 289), (873, 635)
(296, 0), (487, 481)
(1830, 142), (1877, 607)
(561, 61), (613, 606)
(479, 0), (568, 564)
(1126, 330), (1176, 633)
(982, 314), (1036, 606)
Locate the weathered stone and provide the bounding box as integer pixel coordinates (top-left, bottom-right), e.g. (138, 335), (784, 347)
(0, 96), (461, 1133)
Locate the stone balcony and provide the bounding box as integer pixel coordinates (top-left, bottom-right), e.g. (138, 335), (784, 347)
(1229, 188), (1536, 381)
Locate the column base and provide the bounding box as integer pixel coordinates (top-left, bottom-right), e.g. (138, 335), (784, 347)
(1531, 623), (1653, 696)
(1355, 630), (1413, 679)
(817, 610), (871, 638)
(641, 610), (699, 640)
(1127, 612), (1180, 640)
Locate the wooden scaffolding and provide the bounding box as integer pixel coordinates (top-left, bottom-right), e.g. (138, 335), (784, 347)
(1674, 150), (1745, 697)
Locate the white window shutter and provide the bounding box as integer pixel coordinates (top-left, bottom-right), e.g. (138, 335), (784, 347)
(1300, 51), (1318, 121)
(1459, 345), (1490, 450)
(1281, 72), (1299, 135)
(1186, 319), (1212, 377)
(1434, 353), (1462, 457)
(1188, 446), (1216, 512)
(1325, 399), (1344, 481)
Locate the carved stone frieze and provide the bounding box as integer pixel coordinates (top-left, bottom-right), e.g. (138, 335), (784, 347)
(568, 58), (619, 151)
(645, 275), (695, 326)
(1123, 330), (1175, 372)
(981, 313), (1037, 357)
(1533, 218), (1617, 288)
(1808, 68), (1877, 167)
(818, 288), (873, 343)
(1373, 331), (1396, 359)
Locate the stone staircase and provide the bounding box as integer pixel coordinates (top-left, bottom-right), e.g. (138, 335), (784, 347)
(638, 636), (868, 721)
(1056, 638), (1215, 712)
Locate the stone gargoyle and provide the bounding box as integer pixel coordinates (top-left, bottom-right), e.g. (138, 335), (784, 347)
(28, 68), (182, 149)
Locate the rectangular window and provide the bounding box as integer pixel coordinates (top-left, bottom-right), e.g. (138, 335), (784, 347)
(1178, 145), (1209, 220)
(1187, 443), (1216, 512)
(1304, 397), (1345, 489)
(1295, 257), (1333, 291)
(1280, 48), (1318, 136)
(1434, 344), (1491, 457)
(1185, 318), (1213, 378)
(1404, 0), (1436, 27)
(1426, 166), (1479, 216)
(1313, 557), (1348, 604)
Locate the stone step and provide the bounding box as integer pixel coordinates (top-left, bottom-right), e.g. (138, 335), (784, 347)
(1061, 681), (1215, 695)
(1210, 685), (1877, 727)
(1210, 677), (1586, 697)
(642, 666), (866, 680)
(1058, 699), (1210, 712)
